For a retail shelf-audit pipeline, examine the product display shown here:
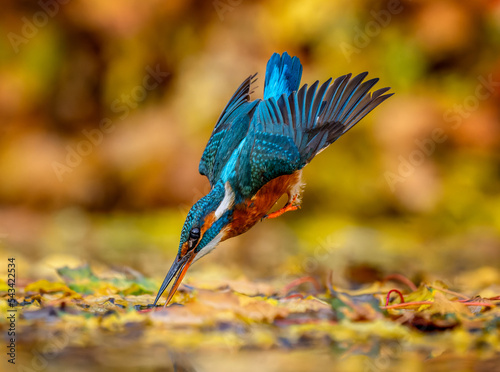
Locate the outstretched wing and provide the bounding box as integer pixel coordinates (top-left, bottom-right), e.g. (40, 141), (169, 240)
(233, 72), (393, 198)
(264, 52), (302, 100)
(199, 74), (258, 187)
(232, 129), (301, 198)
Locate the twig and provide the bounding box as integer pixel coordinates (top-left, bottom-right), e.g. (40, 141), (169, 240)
(381, 301), (433, 309)
(431, 285), (469, 300)
(383, 274), (418, 291)
(326, 270), (334, 295)
(283, 293), (304, 300)
(381, 300), (494, 310)
(385, 289), (405, 306)
(282, 276), (321, 295)
(486, 295), (500, 300)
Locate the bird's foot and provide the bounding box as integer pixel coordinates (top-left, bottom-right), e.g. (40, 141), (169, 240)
(265, 204), (300, 219)
(262, 195), (301, 220)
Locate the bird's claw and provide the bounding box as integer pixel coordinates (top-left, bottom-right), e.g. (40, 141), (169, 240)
(263, 203), (301, 220)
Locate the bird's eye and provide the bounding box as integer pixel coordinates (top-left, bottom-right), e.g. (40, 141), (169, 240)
(190, 227), (200, 240)
(188, 227), (200, 249)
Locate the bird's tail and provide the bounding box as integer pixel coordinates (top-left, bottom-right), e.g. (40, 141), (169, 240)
(291, 72), (393, 164)
(263, 52), (303, 101)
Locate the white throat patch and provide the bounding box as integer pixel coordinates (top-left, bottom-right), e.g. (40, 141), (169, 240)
(215, 182), (235, 220)
(192, 231), (225, 263)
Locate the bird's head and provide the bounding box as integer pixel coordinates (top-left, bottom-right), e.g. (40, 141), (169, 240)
(153, 182), (235, 306)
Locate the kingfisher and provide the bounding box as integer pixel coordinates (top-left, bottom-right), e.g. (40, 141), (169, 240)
(153, 52), (392, 306)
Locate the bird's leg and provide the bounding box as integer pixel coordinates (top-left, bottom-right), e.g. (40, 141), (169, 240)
(262, 171), (304, 220)
(264, 194), (301, 220)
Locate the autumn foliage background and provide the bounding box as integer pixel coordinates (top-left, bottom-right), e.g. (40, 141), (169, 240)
(1, 0), (500, 371)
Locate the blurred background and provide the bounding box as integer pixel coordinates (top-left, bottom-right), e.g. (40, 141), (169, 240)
(1, 0), (500, 290)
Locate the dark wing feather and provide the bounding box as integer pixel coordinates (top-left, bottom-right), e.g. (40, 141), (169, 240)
(277, 72), (393, 164)
(199, 74), (258, 186)
(234, 129), (301, 198)
(232, 73), (392, 198)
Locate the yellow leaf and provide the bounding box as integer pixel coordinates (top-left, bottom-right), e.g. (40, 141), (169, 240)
(240, 300), (289, 322)
(428, 292), (471, 316)
(24, 280), (73, 294)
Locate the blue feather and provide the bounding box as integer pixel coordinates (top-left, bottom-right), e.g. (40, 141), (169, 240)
(174, 52), (392, 268)
(198, 53), (392, 200)
(264, 52), (303, 100)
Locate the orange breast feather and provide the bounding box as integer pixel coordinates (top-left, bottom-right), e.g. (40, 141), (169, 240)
(224, 171), (301, 240)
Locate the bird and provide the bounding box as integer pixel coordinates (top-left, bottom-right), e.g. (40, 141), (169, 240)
(153, 52), (393, 307)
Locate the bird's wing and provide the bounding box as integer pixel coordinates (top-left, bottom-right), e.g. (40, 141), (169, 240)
(199, 74), (259, 187)
(233, 73), (393, 198)
(232, 128), (301, 199)
(263, 52), (302, 100)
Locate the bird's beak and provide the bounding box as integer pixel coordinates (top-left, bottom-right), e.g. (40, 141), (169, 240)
(152, 251), (196, 307)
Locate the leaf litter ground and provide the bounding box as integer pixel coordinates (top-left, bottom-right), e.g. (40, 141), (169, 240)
(3, 264), (500, 371)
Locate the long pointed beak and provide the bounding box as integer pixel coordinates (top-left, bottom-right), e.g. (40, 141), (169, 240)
(152, 251), (196, 307)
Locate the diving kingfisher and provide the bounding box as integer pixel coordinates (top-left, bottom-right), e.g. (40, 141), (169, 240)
(153, 52), (392, 306)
